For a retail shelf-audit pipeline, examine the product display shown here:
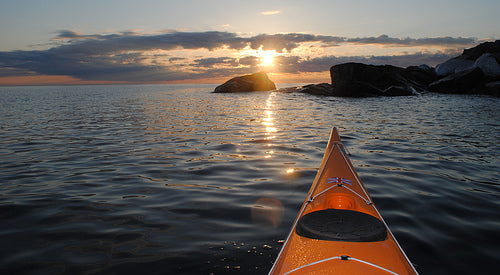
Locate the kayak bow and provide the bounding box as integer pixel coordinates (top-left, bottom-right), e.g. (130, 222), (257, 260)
(270, 127), (418, 275)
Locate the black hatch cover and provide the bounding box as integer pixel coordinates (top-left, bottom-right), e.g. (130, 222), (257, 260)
(296, 209), (387, 242)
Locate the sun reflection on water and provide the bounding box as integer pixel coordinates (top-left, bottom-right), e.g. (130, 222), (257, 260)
(261, 92), (296, 176)
(251, 92), (290, 228)
(263, 93), (277, 158)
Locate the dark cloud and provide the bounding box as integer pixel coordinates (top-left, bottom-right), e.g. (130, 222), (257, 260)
(238, 56), (259, 66)
(283, 52), (458, 73)
(55, 30), (86, 39)
(0, 30), (476, 82)
(346, 34), (476, 46)
(270, 52), (456, 75)
(0, 67), (37, 77)
(193, 57), (239, 68)
(0, 49), (177, 81)
(193, 56), (259, 68)
(246, 33), (346, 52)
(48, 30), (477, 53)
(169, 57), (187, 62)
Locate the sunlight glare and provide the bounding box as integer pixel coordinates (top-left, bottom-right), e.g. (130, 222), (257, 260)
(266, 127), (278, 133)
(259, 50), (276, 67)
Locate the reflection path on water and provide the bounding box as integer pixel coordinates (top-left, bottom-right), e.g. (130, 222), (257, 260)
(263, 92), (277, 158)
(251, 92), (284, 229)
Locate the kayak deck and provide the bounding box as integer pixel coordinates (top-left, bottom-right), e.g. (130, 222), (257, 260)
(269, 127), (418, 275)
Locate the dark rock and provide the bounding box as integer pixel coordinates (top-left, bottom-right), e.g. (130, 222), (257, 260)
(214, 71), (276, 93)
(462, 40), (500, 60)
(429, 67), (484, 94)
(474, 53), (500, 79)
(275, 83), (334, 96)
(435, 52), (500, 78)
(484, 81), (500, 97)
(274, 86), (302, 93)
(405, 64), (439, 85)
(297, 83), (334, 96)
(430, 40), (500, 95)
(382, 86), (414, 96)
(435, 58), (474, 77)
(330, 63), (386, 97)
(329, 63), (433, 97)
(435, 40), (500, 77)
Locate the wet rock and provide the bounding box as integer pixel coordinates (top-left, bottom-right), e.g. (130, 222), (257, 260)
(214, 71), (276, 93)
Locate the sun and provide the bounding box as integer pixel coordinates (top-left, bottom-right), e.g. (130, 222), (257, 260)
(259, 50), (276, 67)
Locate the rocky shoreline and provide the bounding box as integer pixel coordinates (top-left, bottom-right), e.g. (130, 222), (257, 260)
(214, 40), (500, 97)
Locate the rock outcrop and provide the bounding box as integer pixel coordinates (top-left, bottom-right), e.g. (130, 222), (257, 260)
(325, 40), (499, 97)
(436, 40), (500, 76)
(430, 40), (500, 95)
(214, 71), (276, 93)
(429, 67), (484, 94)
(278, 83), (335, 96)
(329, 63), (436, 97)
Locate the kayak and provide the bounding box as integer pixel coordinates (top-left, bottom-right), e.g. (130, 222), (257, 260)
(269, 127), (418, 275)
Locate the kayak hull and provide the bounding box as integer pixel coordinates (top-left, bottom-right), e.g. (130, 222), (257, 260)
(269, 128), (418, 275)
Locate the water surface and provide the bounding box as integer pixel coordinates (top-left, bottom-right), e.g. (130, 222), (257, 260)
(0, 84), (498, 274)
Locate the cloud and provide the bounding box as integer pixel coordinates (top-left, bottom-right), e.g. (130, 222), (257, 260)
(279, 52), (457, 73)
(50, 31), (245, 54)
(169, 57), (187, 63)
(193, 57), (239, 68)
(346, 34), (476, 46)
(47, 30), (475, 53)
(261, 10), (280, 15)
(246, 33), (346, 51)
(0, 30), (478, 83)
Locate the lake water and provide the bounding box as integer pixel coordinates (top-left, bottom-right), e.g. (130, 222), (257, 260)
(0, 84), (498, 274)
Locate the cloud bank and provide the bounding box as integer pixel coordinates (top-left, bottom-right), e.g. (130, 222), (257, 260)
(0, 30), (478, 83)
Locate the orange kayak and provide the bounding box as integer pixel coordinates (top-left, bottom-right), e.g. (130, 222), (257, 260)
(270, 127), (418, 275)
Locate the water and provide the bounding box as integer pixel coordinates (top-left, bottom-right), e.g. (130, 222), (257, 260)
(0, 84), (498, 274)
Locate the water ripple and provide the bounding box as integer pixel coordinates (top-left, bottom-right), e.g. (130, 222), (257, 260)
(0, 85), (498, 274)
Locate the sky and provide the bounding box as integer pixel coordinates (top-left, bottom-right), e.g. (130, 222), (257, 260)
(0, 0), (499, 85)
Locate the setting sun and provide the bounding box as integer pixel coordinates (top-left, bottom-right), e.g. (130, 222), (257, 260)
(259, 50), (277, 67)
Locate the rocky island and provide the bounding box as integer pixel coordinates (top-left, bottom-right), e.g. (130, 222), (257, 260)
(214, 40), (499, 97)
(213, 71), (276, 93)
